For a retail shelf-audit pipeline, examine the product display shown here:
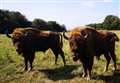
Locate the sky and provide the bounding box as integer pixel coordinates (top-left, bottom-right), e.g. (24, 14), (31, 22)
(0, 0), (119, 30)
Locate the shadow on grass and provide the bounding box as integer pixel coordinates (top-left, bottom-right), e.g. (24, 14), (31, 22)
(93, 70), (120, 83)
(39, 64), (80, 81)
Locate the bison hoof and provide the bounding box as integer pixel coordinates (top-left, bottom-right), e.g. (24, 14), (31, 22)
(82, 73), (87, 77)
(103, 68), (108, 72)
(24, 68), (28, 71)
(112, 66), (117, 71)
(55, 63), (58, 65)
(64, 64), (66, 66)
(86, 77), (91, 80)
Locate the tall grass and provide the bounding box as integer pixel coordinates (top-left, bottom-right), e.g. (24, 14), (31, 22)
(0, 31), (120, 83)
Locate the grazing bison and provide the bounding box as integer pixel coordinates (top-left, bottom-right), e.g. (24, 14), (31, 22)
(63, 26), (119, 80)
(6, 28), (66, 71)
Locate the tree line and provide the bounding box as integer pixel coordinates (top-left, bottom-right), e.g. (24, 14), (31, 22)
(0, 9), (66, 33)
(87, 15), (120, 30)
(0, 9), (120, 33)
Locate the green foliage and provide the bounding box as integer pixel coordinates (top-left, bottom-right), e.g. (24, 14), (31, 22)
(88, 15), (120, 30)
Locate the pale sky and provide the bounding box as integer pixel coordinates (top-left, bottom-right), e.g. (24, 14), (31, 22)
(0, 0), (119, 30)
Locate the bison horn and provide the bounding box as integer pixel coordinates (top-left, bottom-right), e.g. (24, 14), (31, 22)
(24, 32), (29, 37)
(81, 32), (88, 39)
(84, 34), (88, 39)
(5, 30), (12, 38)
(63, 32), (69, 40)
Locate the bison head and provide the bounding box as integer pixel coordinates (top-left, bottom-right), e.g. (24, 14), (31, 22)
(63, 31), (87, 61)
(6, 28), (28, 54)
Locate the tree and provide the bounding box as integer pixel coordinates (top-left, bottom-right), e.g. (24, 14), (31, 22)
(103, 15), (120, 30)
(32, 18), (48, 30)
(0, 9), (66, 33)
(7, 11), (31, 32)
(32, 19), (67, 32)
(0, 10), (10, 33)
(47, 21), (66, 32)
(0, 9), (31, 33)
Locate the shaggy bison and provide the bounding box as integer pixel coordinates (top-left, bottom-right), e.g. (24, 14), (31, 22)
(63, 26), (119, 80)
(6, 28), (66, 70)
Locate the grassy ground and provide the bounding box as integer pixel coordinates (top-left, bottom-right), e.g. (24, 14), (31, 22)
(0, 31), (120, 83)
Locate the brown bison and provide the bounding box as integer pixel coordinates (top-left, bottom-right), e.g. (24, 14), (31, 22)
(63, 26), (119, 80)
(6, 28), (66, 71)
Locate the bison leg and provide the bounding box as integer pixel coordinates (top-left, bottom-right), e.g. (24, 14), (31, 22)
(104, 52), (111, 72)
(82, 61), (92, 80)
(82, 63), (87, 78)
(59, 49), (66, 65)
(23, 55), (29, 71)
(109, 50), (117, 71)
(87, 57), (93, 80)
(109, 43), (117, 71)
(52, 49), (59, 65)
(55, 54), (58, 65)
(52, 48), (66, 65)
(29, 53), (35, 71)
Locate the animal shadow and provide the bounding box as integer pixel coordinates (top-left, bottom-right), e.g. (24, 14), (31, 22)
(39, 64), (80, 81)
(94, 70), (120, 83)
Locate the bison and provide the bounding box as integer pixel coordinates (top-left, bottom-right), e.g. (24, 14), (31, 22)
(6, 28), (66, 71)
(63, 26), (119, 80)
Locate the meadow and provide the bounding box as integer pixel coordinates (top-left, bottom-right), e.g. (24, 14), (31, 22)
(0, 31), (120, 83)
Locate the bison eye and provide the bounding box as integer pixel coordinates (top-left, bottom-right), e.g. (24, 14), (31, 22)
(70, 42), (72, 45)
(70, 42), (74, 46)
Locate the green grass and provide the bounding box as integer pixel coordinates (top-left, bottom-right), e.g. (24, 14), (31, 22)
(0, 31), (120, 83)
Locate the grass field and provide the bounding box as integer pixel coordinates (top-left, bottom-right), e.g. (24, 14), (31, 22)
(0, 31), (120, 83)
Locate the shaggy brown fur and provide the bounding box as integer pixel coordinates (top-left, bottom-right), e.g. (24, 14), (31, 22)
(6, 27), (66, 71)
(63, 26), (119, 80)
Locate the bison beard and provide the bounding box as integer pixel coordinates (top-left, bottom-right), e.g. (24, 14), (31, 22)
(63, 27), (119, 80)
(6, 28), (66, 71)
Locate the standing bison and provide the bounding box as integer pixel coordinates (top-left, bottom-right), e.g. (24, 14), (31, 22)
(6, 28), (66, 71)
(63, 26), (119, 80)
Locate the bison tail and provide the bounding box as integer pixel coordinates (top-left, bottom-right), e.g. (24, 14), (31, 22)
(6, 33), (12, 38)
